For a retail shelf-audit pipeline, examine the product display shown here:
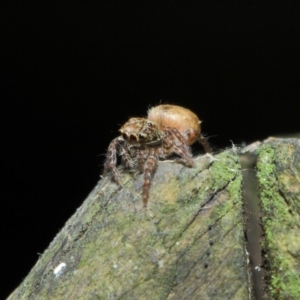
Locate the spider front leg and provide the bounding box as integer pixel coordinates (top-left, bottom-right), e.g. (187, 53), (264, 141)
(120, 144), (136, 170)
(142, 148), (158, 206)
(103, 136), (124, 186)
(164, 127), (195, 167)
(137, 148), (147, 173)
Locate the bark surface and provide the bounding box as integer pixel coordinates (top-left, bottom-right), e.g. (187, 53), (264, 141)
(256, 138), (300, 299)
(8, 138), (300, 300)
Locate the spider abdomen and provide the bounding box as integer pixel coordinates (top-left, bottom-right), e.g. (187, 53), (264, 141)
(147, 104), (201, 145)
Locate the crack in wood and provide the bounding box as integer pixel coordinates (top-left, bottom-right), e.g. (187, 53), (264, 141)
(240, 152), (265, 300)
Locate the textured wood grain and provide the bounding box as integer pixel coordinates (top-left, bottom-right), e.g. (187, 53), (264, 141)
(256, 138), (300, 299)
(8, 150), (249, 300)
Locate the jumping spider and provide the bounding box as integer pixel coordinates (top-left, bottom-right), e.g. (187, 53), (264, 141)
(103, 104), (211, 206)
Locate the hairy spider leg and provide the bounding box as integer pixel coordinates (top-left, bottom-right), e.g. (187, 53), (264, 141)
(182, 128), (211, 153)
(120, 143), (136, 169)
(142, 148), (158, 206)
(103, 136), (125, 186)
(198, 134), (212, 153)
(163, 127), (195, 167)
(137, 148), (147, 173)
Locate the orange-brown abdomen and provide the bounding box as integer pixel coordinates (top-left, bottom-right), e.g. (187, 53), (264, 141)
(147, 104), (201, 145)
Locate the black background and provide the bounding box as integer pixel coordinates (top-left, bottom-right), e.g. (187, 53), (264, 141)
(2, 1), (300, 298)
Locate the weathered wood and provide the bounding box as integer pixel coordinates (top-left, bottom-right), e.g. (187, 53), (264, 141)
(256, 138), (300, 299)
(8, 150), (249, 300)
(8, 138), (300, 300)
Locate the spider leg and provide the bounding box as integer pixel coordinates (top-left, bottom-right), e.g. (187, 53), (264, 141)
(137, 148), (147, 173)
(164, 127), (195, 167)
(197, 134), (212, 153)
(142, 148), (158, 206)
(120, 144), (135, 170)
(103, 136), (123, 186)
(184, 128), (211, 153)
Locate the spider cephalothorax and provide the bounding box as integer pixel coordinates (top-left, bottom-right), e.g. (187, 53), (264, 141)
(119, 118), (162, 146)
(103, 104), (211, 206)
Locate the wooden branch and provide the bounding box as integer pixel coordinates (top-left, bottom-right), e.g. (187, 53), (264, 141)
(8, 138), (300, 300)
(256, 138), (300, 299)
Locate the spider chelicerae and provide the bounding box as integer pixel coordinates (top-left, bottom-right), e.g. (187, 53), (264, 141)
(103, 104), (211, 206)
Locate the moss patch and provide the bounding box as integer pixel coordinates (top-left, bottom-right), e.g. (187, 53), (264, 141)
(257, 141), (300, 299)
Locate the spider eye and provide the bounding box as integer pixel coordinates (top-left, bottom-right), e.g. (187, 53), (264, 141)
(122, 133), (128, 140)
(139, 134), (146, 140)
(130, 134), (137, 141)
(147, 122), (153, 127)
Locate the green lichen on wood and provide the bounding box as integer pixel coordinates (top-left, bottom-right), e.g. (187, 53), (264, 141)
(210, 150), (243, 214)
(256, 139), (300, 299)
(8, 150), (248, 300)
